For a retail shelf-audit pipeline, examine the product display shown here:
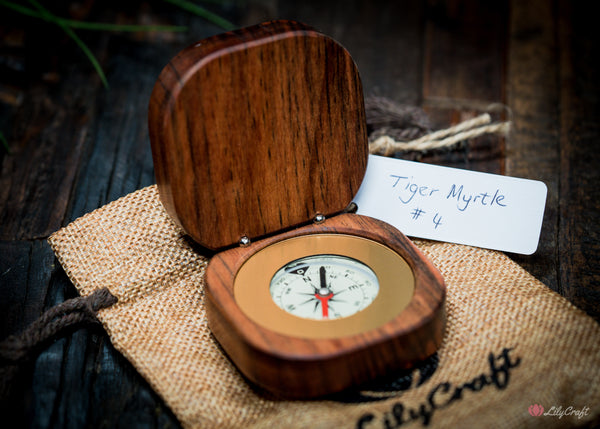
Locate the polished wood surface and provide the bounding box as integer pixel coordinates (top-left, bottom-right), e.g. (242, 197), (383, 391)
(205, 213), (445, 398)
(1, 1), (598, 427)
(149, 20), (367, 249)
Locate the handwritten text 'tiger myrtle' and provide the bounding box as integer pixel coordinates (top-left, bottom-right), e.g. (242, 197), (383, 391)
(390, 175), (507, 213)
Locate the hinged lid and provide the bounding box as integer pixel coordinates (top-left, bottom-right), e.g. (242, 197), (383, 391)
(149, 20), (368, 250)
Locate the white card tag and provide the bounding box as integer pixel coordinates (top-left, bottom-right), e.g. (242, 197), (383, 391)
(353, 155), (547, 255)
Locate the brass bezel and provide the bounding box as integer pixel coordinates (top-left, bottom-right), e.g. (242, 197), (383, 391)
(234, 234), (415, 339)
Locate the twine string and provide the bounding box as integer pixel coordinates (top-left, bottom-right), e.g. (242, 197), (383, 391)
(368, 112), (511, 156)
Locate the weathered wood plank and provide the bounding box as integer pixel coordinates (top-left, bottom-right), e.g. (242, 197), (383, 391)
(556, 0), (600, 320)
(63, 42), (165, 222)
(423, 0), (506, 107)
(0, 3), (225, 237)
(0, 3), (232, 427)
(0, 241), (53, 339)
(507, 0), (600, 322)
(0, 83), (95, 240)
(505, 0), (560, 292)
(276, 0), (425, 105)
(29, 320), (178, 428)
(421, 0), (507, 173)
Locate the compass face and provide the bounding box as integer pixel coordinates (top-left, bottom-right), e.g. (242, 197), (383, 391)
(269, 255), (379, 320)
(233, 233), (416, 339)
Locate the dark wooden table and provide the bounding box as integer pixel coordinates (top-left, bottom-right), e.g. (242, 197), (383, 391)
(1, 1), (598, 427)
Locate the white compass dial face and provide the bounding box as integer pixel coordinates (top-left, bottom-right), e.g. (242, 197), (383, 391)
(269, 254), (380, 320)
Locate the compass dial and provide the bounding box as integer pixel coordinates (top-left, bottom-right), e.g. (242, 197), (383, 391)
(269, 254), (380, 320)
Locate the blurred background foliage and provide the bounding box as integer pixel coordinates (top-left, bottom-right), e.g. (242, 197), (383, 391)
(0, 0), (247, 153)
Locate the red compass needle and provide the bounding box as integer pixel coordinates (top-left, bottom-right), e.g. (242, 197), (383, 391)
(316, 266), (334, 318)
(315, 291), (333, 318)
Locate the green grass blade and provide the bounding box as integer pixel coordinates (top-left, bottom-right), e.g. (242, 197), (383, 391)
(0, 0), (40, 18)
(4, 0), (236, 88)
(192, 0), (233, 4)
(1, 0), (186, 32)
(0, 131), (11, 154)
(164, 0), (235, 30)
(27, 0), (109, 88)
(58, 23), (109, 88)
(58, 20), (187, 32)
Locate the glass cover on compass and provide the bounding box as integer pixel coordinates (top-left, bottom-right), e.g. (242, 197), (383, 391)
(269, 255), (380, 320)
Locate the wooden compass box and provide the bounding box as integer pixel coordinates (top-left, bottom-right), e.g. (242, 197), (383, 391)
(148, 20), (445, 398)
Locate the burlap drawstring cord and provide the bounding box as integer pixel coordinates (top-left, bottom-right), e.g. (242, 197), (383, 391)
(0, 287), (117, 400)
(0, 287), (117, 364)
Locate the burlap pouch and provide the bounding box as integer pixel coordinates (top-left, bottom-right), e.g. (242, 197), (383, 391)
(48, 185), (600, 428)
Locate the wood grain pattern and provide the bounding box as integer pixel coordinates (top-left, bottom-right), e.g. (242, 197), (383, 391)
(505, 0), (560, 289)
(420, 0), (507, 173)
(506, 0), (600, 320)
(555, 0), (600, 314)
(149, 20), (368, 250)
(205, 213), (446, 398)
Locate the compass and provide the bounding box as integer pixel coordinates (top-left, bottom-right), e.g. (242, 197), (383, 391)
(269, 254), (379, 320)
(148, 20), (446, 398)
